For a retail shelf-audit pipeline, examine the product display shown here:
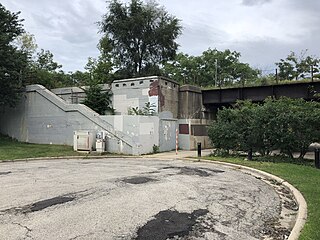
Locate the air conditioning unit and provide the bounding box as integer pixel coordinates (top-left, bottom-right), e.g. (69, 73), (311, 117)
(73, 131), (95, 151)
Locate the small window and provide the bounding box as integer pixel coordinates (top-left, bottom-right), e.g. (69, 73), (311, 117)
(150, 80), (154, 83)
(139, 80), (143, 84)
(115, 84), (119, 87)
(173, 84), (176, 88)
(123, 83), (127, 87)
(131, 82), (135, 86)
(165, 81), (168, 85)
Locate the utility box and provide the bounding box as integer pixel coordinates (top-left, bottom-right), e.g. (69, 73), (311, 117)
(96, 131), (107, 153)
(73, 131), (95, 151)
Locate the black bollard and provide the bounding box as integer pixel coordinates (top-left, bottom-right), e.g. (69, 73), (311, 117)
(247, 149), (253, 161)
(197, 142), (201, 158)
(315, 148), (320, 169)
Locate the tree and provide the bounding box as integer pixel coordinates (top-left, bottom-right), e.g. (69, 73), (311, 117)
(0, 3), (28, 107)
(15, 32), (38, 60)
(35, 49), (62, 72)
(99, 0), (182, 78)
(162, 49), (259, 87)
(81, 83), (114, 115)
(276, 50), (320, 81)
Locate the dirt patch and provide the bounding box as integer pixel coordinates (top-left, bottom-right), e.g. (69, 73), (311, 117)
(123, 177), (157, 185)
(135, 209), (208, 240)
(161, 166), (224, 177)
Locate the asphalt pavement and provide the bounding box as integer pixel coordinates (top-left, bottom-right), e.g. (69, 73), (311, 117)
(0, 157), (297, 240)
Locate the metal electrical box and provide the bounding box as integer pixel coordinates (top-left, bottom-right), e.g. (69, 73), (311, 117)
(96, 131), (107, 153)
(73, 131), (95, 151)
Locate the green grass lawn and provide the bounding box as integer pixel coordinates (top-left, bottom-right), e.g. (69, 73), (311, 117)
(203, 156), (320, 240)
(0, 135), (83, 160)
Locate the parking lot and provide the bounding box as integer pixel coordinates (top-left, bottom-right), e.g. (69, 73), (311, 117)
(0, 158), (296, 239)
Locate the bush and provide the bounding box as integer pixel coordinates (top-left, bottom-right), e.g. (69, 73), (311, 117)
(208, 97), (320, 159)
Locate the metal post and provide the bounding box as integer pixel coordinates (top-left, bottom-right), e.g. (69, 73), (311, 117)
(197, 142), (201, 158)
(248, 149), (253, 161)
(315, 148), (320, 169)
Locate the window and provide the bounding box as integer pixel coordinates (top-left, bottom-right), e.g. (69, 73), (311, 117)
(123, 83), (127, 87)
(191, 125), (208, 136)
(115, 84), (119, 87)
(179, 124), (189, 134)
(131, 82), (135, 86)
(139, 80), (143, 84)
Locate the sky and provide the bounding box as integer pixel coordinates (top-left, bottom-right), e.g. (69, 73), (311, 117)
(2, 0), (320, 74)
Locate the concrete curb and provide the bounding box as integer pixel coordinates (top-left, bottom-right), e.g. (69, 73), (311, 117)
(185, 158), (307, 240)
(0, 155), (136, 163)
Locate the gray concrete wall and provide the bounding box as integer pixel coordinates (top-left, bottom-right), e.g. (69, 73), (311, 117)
(51, 84), (110, 104)
(100, 115), (160, 155)
(178, 119), (212, 150)
(0, 85), (138, 155)
(178, 85), (204, 119)
(112, 76), (179, 118)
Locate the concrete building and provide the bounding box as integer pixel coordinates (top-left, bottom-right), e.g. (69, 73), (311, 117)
(0, 76), (211, 155)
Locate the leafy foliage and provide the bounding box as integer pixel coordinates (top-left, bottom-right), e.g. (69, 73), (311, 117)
(276, 50), (320, 81)
(128, 102), (156, 116)
(0, 3), (28, 107)
(81, 83), (114, 115)
(208, 98), (320, 159)
(162, 49), (259, 87)
(99, 0), (182, 78)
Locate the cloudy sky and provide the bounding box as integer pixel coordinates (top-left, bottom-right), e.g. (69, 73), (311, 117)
(2, 0), (320, 74)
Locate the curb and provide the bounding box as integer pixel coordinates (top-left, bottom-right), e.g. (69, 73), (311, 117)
(0, 155), (136, 163)
(187, 158), (307, 240)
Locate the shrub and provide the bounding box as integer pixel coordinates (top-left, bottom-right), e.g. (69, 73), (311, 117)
(208, 97), (320, 159)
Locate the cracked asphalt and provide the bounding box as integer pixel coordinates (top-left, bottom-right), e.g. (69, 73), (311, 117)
(0, 158), (296, 240)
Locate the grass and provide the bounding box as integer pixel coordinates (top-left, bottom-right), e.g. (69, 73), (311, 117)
(0, 135), (84, 161)
(202, 78), (320, 90)
(203, 155), (320, 240)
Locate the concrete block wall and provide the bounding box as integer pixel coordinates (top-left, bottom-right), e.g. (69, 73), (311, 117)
(0, 85), (138, 155)
(52, 84), (110, 104)
(101, 115), (160, 155)
(112, 76), (179, 118)
(178, 119), (212, 150)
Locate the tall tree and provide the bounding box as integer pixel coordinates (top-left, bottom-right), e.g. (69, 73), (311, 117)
(99, 0), (182, 78)
(162, 49), (259, 87)
(276, 50), (320, 81)
(0, 3), (28, 107)
(15, 32), (38, 60)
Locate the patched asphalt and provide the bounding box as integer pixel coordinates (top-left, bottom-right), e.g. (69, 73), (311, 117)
(0, 158), (297, 239)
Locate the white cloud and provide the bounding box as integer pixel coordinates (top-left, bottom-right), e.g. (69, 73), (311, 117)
(1, 0), (320, 72)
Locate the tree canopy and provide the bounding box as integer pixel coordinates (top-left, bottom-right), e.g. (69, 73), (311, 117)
(99, 0), (182, 78)
(0, 3), (28, 107)
(162, 49), (260, 87)
(276, 50), (320, 81)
